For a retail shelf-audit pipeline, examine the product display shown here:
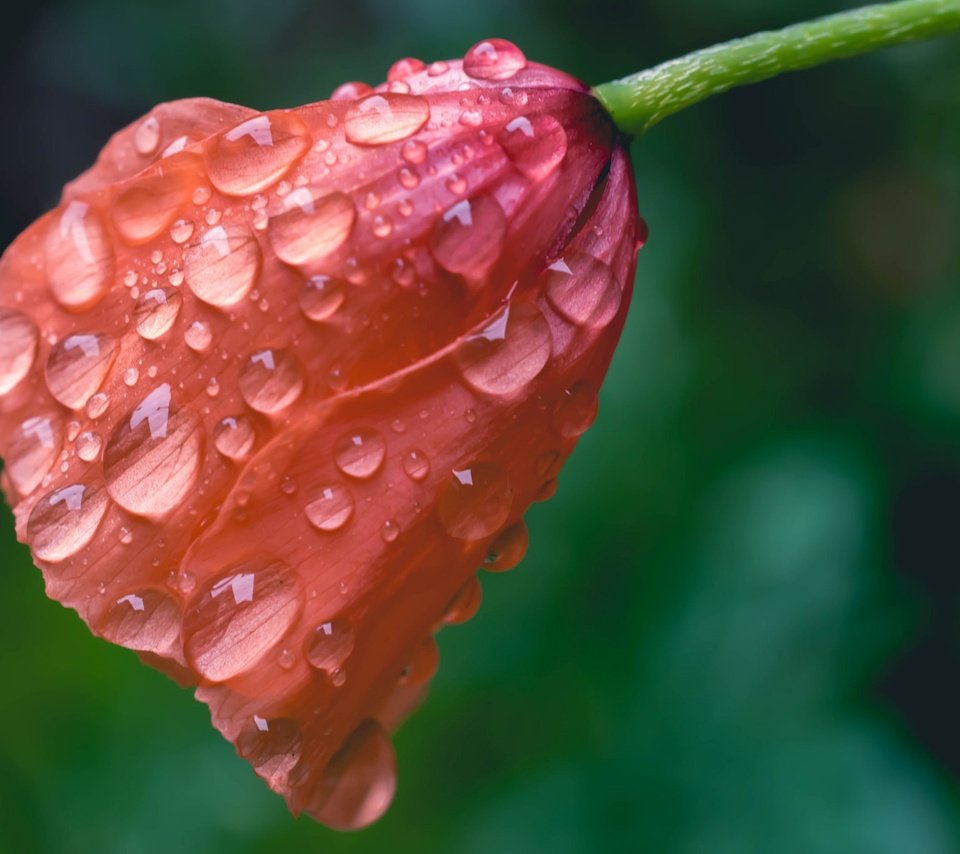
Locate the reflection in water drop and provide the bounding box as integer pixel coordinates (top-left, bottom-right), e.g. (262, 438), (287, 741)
(98, 588), (181, 652)
(44, 333), (118, 410)
(185, 224), (262, 307)
(437, 462), (513, 541)
(239, 348), (305, 413)
(214, 415), (256, 461)
(299, 275), (346, 321)
(543, 253), (620, 328)
(305, 485), (354, 532)
(27, 482), (109, 562)
(344, 94), (430, 146)
(333, 429), (386, 479)
(134, 286), (182, 340)
(430, 195), (506, 279)
(499, 114), (568, 181)
(304, 617), (355, 674)
(463, 39), (527, 81)
(269, 191), (356, 265)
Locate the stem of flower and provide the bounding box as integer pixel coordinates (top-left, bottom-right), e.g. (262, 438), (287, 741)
(592, 0), (960, 136)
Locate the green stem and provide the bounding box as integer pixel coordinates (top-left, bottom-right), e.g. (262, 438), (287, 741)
(593, 0), (960, 136)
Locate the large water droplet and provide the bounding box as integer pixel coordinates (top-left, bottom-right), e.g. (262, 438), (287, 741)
(206, 112), (311, 197)
(457, 303), (551, 396)
(333, 429), (386, 479)
(27, 482), (109, 562)
(305, 484), (354, 532)
(183, 558), (303, 682)
(112, 155), (198, 244)
(45, 201), (113, 311)
(185, 224), (262, 307)
(437, 462), (513, 541)
(484, 520), (529, 572)
(344, 94), (429, 146)
(463, 39), (527, 81)
(134, 286), (182, 340)
(442, 575), (482, 624)
(97, 589), (181, 652)
(299, 275), (345, 322)
(543, 254), (620, 328)
(0, 308), (38, 395)
(214, 414), (256, 461)
(133, 115), (161, 156)
(269, 191), (356, 265)
(4, 414), (62, 495)
(102, 383), (203, 517)
(306, 720), (397, 831)
(556, 380), (599, 437)
(238, 717), (303, 785)
(499, 115), (568, 181)
(239, 348), (304, 414)
(304, 617), (355, 674)
(430, 196), (506, 278)
(44, 332), (118, 409)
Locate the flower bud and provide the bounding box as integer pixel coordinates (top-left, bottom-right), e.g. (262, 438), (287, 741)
(0, 38), (643, 828)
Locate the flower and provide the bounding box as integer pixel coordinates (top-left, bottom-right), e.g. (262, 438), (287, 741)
(0, 38), (642, 828)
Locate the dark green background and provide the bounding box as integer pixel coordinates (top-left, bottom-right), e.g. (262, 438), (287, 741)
(2, 1), (960, 851)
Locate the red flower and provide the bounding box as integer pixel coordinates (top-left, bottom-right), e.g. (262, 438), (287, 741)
(0, 39), (642, 828)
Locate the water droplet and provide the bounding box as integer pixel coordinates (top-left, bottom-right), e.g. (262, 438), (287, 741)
(380, 519), (400, 542)
(44, 332), (118, 409)
(543, 253), (620, 328)
(400, 139), (427, 164)
(401, 636), (439, 686)
(484, 520), (529, 572)
(123, 367), (139, 387)
(372, 215), (392, 238)
(463, 39), (526, 81)
(112, 154), (198, 244)
(442, 575), (482, 624)
(430, 196), (506, 278)
(344, 94), (429, 146)
(445, 173), (467, 195)
(214, 415), (256, 461)
(304, 617), (355, 674)
(238, 717), (303, 784)
(333, 429), (386, 479)
(170, 218), (195, 244)
(103, 383), (203, 517)
(299, 275), (345, 321)
(398, 167), (420, 190)
(331, 81), (373, 101)
(5, 415), (62, 495)
(437, 462), (513, 541)
(206, 112), (312, 196)
(184, 319), (213, 352)
(45, 201), (113, 310)
(183, 558), (303, 682)
(305, 720), (397, 831)
(556, 380), (599, 437)
(185, 224), (262, 307)
(269, 191), (356, 265)
(86, 392), (110, 420)
(401, 449), (430, 481)
(277, 648), (295, 669)
(457, 302), (551, 395)
(76, 430), (102, 462)
(499, 115), (568, 181)
(387, 57), (425, 81)
(0, 308), (38, 395)
(305, 484), (354, 532)
(192, 185), (212, 205)
(239, 348), (304, 413)
(133, 115), (161, 155)
(98, 589), (181, 652)
(134, 286), (182, 340)
(27, 483), (109, 562)
(428, 61), (449, 77)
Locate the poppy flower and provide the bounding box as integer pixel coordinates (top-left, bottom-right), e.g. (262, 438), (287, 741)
(0, 38), (642, 828)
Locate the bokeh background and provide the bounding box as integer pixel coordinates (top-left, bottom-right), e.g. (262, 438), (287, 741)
(1, 1), (960, 851)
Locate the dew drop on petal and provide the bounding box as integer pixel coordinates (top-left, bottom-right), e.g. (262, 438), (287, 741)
(239, 348), (304, 414)
(304, 617), (355, 673)
(27, 482), (109, 562)
(299, 275), (345, 322)
(206, 113), (312, 197)
(112, 155), (198, 245)
(45, 202), (113, 311)
(170, 218), (195, 244)
(134, 286), (182, 340)
(442, 574), (482, 624)
(344, 94), (429, 146)
(437, 462), (513, 541)
(456, 303), (551, 396)
(380, 519), (400, 542)
(238, 717), (303, 785)
(133, 115), (161, 155)
(430, 196), (506, 279)
(305, 484), (354, 532)
(401, 636), (440, 686)
(499, 114), (568, 181)
(184, 320), (213, 352)
(543, 253), (620, 328)
(44, 332), (119, 410)
(306, 720), (397, 831)
(484, 520), (529, 572)
(5, 414), (63, 495)
(98, 589), (181, 652)
(185, 224), (262, 307)
(400, 139), (427, 164)
(269, 191), (356, 265)
(214, 414), (256, 461)
(333, 429), (386, 479)
(387, 57), (425, 82)
(556, 380), (599, 437)
(331, 81), (373, 101)
(183, 558), (303, 683)
(401, 449), (430, 481)
(102, 383), (204, 517)
(0, 308), (38, 395)
(76, 430), (103, 463)
(463, 39), (527, 81)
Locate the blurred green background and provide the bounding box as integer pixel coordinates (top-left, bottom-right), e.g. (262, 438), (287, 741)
(2, 1), (960, 851)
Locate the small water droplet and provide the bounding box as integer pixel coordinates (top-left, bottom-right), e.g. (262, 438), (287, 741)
(401, 449), (430, 481)
(86, 392), (110, 420)
(333, 429), (386, 479)
(98, 589), (181, 652)
(463, 39), (526, 81)
(76, 430), (102, 463)
(27, 482), (109, 562)
(387, 57), (425, 81)
(304, 617), (355, 674)
(543, 253), (620, 328)
(430, 196), (506, 279)
(170, 218), (195, 244)
(184, 319), (213, 352)
(277, 648), (295, 669)
(345, 94), (430, 146)
(192, 185), (212, 205)
(183, 558), (303, 682)
(300, 275), (346, 321)
(123, 367), (139, 387)
(133, 115), (161, 155)
(45, 201), (113, 310)
(305, 484), (354, 532)
(400, 139), (427, 164)
(44, 332), (118, 409)
(442, 575), (482, 624)
(134, 286), (182, 340)
(331, 81), (373, 101)
(214, 415), (256, 461)
(437, 462), (513, 541)
(206, 112), (312, 197)
(381, 519), (400, 542)
(239, 348), (305, 413)
(428, 60), (449, 76)
(484, 520), (529, 572)
(185, 224), (262, 307)
(270, 190), (356, 265)
(5, 415), (63, 495)
(0, 308), (38, 395)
